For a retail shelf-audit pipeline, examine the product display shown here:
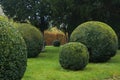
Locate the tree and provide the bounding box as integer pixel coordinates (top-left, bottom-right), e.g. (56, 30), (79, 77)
(48, 0), (120, 42)
(1, 0), (120, 45)
(0, 0), (51, 33)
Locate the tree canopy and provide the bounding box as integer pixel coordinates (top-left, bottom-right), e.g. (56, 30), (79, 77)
(1, 0), (120, 40)
(49, 0), (120, 37)
(0, 0), (51, 33)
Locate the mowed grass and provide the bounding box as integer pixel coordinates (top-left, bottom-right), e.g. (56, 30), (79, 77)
(22, 46), (120, 80)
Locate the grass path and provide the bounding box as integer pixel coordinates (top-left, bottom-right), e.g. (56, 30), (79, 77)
(22, 46), (120, 80)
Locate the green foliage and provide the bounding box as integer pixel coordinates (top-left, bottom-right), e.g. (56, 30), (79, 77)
(0, 0), (50, 32)
(22, 46), (120, 80)
(0, 21), (27, 80)
(48, 0), (120, 42)
(70, 21), (118, 62)
(0, 16), (9, 21)
(59, 42), (89, 70)
(16, 23), (43, 58)
(1, 0), (120, 43)
(53, 40), (60, 47)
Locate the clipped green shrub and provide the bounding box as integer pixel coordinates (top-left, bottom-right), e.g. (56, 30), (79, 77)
(53, 40), (61, 47)
(0, 21), (27, 80)
(59, 42), (89, 70)
(70, 21), (118, 62)
(0, 16), (14, 23)
(0, 16), (9, 22)
(17, 23), (43, 58)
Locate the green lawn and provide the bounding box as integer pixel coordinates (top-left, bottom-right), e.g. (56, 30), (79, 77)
(22, 46), (120, 80)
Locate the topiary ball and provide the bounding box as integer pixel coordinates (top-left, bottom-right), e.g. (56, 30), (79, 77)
(17, 23), (43, 58)
(0, 21), (27, 80)
(53, 40), (61, 47)
(0, 16), (9, 22)
(59, 42), (89, 70)
(70, 21), (118, 62)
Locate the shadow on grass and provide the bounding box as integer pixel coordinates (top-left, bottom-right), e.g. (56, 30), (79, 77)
(55, 64), (94, 73)
(107, 53), (120, 63)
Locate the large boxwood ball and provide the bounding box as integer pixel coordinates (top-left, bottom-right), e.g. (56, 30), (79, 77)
(70, 21), (118, 62)
(59, 42), (89, 70)
(17, 23), (43, 58)
(0, 21), (27, 80)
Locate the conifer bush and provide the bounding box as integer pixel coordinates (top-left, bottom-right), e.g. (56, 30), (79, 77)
(53, 40), (60, 47)
(0, 21), (27, 80)
(59, 42), (89, 70)
(70, 21), (118, 62)
(17, 23), (43, 58)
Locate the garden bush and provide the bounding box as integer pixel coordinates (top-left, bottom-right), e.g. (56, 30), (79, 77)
(16, 23), (43, 58)
(59, 42), (89, 70)
(0, 21), (27, 80)
(0, 16), (9, 22)
(70, 21), (118, 62)
(44, 27), (67, 45)
(53, 40), (60, 47)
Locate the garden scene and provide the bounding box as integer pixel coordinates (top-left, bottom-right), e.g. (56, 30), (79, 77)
(0, 0), (120, 80)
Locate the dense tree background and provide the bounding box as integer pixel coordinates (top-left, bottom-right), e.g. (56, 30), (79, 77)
(0, 0), (120, 46)
(49, 0), (120, 39)
(0, 0), (51, 34)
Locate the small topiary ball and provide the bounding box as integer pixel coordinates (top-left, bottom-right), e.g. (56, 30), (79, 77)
(16, 23), (44, 58)
(59, 42), (89, 70)
(70, 21), (118, 62)
(0, 21), (27, 80)
(53, 40), (61, 47)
